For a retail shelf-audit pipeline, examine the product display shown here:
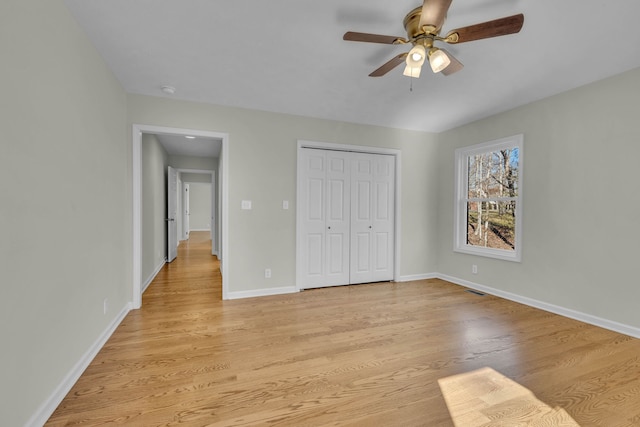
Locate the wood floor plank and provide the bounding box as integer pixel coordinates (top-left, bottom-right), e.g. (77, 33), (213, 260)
(46, 232), (640, 426)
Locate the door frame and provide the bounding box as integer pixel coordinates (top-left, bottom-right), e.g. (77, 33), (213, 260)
(295, 140), (402, 291)
(132, 124), (230, 308)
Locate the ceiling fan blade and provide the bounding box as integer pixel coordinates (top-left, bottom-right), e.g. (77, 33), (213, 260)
(445, 13), (524, 43)
(343, 31), (404, 44)
(369, 53), (408, 77)
(419, 0), (453, 32)
(440, 49), (464, 76)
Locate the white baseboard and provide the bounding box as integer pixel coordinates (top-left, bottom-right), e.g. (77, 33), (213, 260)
(437, 273), (640, 339)
(27, 302), (131, 427)
(189, 228), (210, 232)
(142, 259), (166, 294)
(226, 286), (298, 300)
(398, 273), (437, 282)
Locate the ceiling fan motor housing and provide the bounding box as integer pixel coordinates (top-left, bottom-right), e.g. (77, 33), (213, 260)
(404, 6), (429, 39)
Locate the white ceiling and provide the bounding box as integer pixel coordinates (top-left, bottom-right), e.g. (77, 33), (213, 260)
(65, 0), (640, 133)
(154, 134), (221, 158)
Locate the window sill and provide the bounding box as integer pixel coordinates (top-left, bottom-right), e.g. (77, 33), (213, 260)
(454, 245), (521, 262)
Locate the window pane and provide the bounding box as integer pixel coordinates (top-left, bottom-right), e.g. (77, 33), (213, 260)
(466, 201), (516, 251)
(467, 149), (519, 199)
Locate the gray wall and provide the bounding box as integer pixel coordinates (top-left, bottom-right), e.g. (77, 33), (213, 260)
(187, 183), (212, 231)
(141, 134), (169, 286)
(127, 95), (440, 292)
(169, 154), (216, 171)
(181, 172), (212, 183)
(0, 1), (129, 425)
(436, 67), (640, 328)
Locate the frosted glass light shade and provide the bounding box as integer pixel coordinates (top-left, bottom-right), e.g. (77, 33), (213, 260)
(403, 44), (426, 78)
(429, 48), (451, 73)
(403, 64), (422, 78)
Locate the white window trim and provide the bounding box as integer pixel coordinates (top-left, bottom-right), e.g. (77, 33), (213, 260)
(454, 134), (523, 262)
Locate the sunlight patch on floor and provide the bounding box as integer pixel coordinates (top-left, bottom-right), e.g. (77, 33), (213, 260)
(439, 367), (580, 426)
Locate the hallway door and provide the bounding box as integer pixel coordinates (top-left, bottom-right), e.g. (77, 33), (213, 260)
(167, 166), (178, 262)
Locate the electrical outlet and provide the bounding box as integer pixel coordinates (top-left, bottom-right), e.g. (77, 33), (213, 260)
(472, 265), (478, 274)
(103, 298), (108, 315)
(265, 268), (272, 278)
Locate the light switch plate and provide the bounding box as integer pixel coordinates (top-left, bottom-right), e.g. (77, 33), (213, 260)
(241, 200), (252, 210)
(282, 200), (289, 210)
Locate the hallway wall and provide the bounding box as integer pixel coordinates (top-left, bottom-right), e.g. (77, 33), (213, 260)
(141, 134), (169, 287)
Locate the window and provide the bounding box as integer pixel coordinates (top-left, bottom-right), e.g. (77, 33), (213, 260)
(454, 134), (523, 262)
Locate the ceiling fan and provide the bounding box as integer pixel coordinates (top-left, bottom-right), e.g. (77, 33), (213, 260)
(343, 0), (524, 78)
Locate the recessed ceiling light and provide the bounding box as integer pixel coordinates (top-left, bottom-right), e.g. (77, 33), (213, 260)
(185, 136), (196, 139)
(161, 85), (176, 95)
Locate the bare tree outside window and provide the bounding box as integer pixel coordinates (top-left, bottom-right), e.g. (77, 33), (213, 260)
(466, 148), (519, 250)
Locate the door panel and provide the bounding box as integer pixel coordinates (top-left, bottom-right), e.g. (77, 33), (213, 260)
(371, 155), (395, 281)
(328, 180), (345, 221)
(307, 233), (323, 276)
(308, 178), (324, 220)
(375, 182), (390, 220)
(354, 232), (370, 273)
(167, 166), (178, 263)
(356, 181), (371, 220)
(299, 150), (326, 288)
(350, 153), (395, 284)
(375, 232), (390, 270)
(327, 233), (345, 275)
(324, 151), (350, 286)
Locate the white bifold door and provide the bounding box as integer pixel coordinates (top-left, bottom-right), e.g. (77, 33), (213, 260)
(298, 148), (395, 289)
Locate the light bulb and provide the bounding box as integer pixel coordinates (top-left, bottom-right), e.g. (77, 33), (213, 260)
(406, 45), (426, 67)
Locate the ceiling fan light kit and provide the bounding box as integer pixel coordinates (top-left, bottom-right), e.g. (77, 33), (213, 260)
(343, 0), (524, 78)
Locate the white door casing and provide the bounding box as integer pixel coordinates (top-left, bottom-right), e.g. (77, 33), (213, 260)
(167, 166), (178, 263)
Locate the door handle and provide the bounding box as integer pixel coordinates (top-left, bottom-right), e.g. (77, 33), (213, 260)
(165, 218), (175, 222)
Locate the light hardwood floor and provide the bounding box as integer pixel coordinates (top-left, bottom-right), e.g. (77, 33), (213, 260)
(47, 232), (640, 426)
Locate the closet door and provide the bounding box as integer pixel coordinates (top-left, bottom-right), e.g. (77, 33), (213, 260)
(299, 149), (350, 289)
(350, 153), (395, 284)
(325, 152), (351, 286)
(298, 148), (394, 289)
